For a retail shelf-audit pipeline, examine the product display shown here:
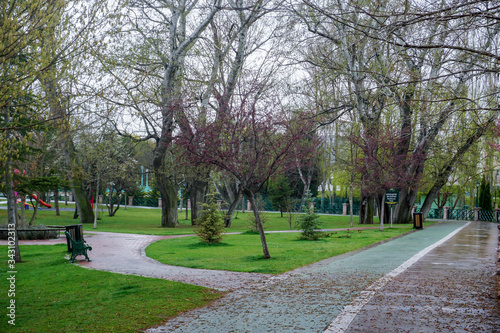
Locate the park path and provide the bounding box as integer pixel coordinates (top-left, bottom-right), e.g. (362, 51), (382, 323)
(339, 220), (500, 332)
(76, 232), (273, 291)
(147, 221), (500, 333)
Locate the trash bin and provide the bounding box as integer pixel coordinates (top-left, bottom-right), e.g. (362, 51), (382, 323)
(413, 212), (423, 229)
(65, 224), (83, 252)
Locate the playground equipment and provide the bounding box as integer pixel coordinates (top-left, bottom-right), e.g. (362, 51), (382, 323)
(28, 194), (52, 208)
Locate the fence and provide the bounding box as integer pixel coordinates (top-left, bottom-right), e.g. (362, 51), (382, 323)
(234, 196), (360, 215)
(132, 197), (159, 207)
(421, 207), (499, 222)
(86, 193), (500, 222)
(123, 195), (361, 215)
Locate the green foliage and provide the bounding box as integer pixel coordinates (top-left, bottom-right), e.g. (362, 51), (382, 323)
(295, 192), (322, 240)
(194, 192), (225, 243)
(479, 176), (492, 211)
(14, 175), (63, 196)
(268, 174), (293, 216)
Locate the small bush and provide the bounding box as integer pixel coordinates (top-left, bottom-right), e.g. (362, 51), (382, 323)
(295, 192), (322, 240)
(194, 193), (225, 244)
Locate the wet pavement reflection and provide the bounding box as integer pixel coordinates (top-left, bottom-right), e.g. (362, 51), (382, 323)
(346, 222), (500, 333)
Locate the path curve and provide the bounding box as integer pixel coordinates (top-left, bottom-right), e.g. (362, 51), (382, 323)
(76, 231), (272, 291)
(1, 226), (401, 291)
(0, 231), (271, 291)
(76, 227), (394, 291)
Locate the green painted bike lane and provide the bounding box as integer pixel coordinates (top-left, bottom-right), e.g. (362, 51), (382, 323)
(149, 222), (468, 333)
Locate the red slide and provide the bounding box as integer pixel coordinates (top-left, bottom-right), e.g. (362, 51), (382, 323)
(31, 194), (52, 208)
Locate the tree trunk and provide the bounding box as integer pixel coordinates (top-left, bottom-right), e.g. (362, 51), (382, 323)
(189, 178), (208, 225)
(5, 162), (21, 263)
(54, 188), (60, 216)
(379, 195), (384, 231)
(19, 195), (25, 228)
(45, 75), (94, 224)
(73, 179), (94, 223)
(420, 112), (497, 218)
(376, 194), (391, 225)
(321, 182), (326, 214)
(349, 182), (354, 228)
(359, 194), (375, 224)
(106, 190), (121, 217)
(224, 189), (242, 228)
(94, 174), (99, 228)
(155, 167), (178, 227)
(244, 189), (270, 259)
(298, 166), (313, 208)
(14, 196), (19, 226)
(29, 196), (39, 226)
(394, 189), (417, 224)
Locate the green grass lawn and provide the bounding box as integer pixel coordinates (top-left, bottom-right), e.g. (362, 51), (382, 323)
(0, 244), (222, 333)
(0, 206), (415, 235)
(146, 227), (414, 274)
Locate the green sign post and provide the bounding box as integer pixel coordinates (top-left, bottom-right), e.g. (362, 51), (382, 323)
(385, 189), (399, 227)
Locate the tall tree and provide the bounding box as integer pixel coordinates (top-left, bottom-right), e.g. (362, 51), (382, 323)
(294, 0), (499, 222)
(179, 88), (318, 258)
(185, 0), (273, 224)
(0, 0), (71, 261)
(98, 0), (223, 227)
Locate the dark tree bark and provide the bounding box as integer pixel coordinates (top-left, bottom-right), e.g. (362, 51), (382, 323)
(72, 179), (94, 223)
(359, 194), (375, 224)
(54, 188), (60, 216)
(154, 160), (178, 228)
(244, 189), (270, 259)
(189, 178), (209, 225)
(224, 188), (242, 228)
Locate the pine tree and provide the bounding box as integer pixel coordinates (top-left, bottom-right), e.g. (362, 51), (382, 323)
(194, 192), (225, 244)
(479, 176), (492, 211)
(296, 191), (323, 240)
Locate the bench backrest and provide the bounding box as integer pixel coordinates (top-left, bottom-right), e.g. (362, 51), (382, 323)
(64, 231), (86, 250)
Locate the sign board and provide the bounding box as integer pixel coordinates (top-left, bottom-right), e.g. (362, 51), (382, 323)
(385, 189), (399, 205)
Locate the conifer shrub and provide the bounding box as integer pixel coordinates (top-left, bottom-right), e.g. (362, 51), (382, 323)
(296, 192), (322, 240)
(194, 193), (225, 243)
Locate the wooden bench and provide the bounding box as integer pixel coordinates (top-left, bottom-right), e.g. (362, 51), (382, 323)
(64, 231), (92, 263)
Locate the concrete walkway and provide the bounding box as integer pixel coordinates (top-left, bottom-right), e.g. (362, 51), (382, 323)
(77, 232), (272, 291)
(146, 222), (499, 332)
(342, 221), (500, 332)
(0, 232), (271, 291)
(3, 222), (499, 332)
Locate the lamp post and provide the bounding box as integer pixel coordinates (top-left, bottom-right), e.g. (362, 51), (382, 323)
(476, 181), (480, 208)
